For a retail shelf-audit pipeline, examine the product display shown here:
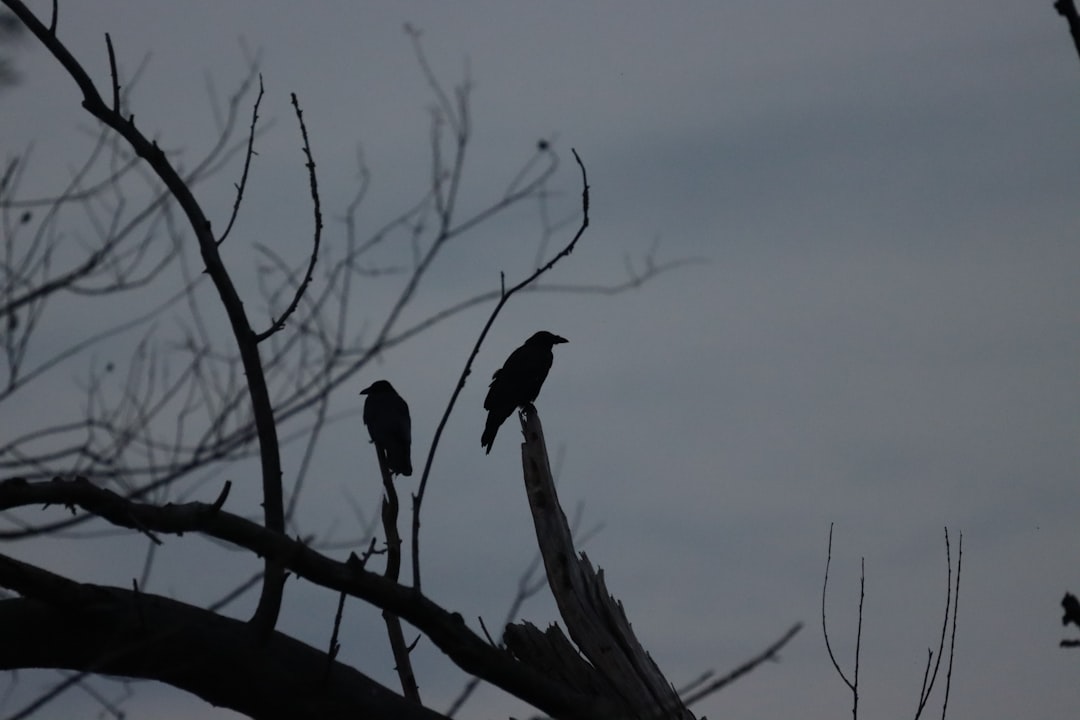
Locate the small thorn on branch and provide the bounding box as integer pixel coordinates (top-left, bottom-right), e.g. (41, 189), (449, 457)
(105, 32), (120, 112)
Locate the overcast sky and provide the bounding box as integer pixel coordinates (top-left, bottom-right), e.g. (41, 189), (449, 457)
(4, 2), (1080, 718)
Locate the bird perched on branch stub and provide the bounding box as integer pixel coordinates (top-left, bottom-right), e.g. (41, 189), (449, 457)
(482, 331), (568, 454)
(360, 380), (412, 476)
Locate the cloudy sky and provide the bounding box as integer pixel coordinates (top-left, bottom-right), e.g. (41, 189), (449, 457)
(3, 1), (1080, 718)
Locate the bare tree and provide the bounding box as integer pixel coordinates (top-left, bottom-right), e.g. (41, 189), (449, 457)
(0, 2), (791, 719)
(821, 525), (962, 719)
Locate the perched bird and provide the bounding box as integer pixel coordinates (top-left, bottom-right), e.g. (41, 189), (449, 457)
(482, 331), (568, 454)
(360, 380), (413, 476)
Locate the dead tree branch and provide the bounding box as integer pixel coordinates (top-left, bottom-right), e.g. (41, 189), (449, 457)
(509, 408), (695, 719)
(1, 0), (288, 633)
(0, 556), (447, 720)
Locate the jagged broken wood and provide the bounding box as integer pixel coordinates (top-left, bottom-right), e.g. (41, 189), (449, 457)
(507, 407), (696, 720)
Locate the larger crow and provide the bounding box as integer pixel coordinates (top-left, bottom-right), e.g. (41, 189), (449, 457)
(482, 331), (567, 454)
(360, 380), (413, 476)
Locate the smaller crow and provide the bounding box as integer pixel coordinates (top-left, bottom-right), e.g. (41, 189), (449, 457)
(482, 331), (567, 454)
(360, 380), (413, 476)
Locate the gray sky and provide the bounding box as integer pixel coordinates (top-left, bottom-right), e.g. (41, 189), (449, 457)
(3, 1), (1080, 718)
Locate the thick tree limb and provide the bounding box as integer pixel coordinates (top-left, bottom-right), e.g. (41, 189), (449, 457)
(510, 409), (696, 720)
(0, 555), (443, 720)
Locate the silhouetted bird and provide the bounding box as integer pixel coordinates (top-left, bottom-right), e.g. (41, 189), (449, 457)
(482, 331), (567, 454)
(360, 380), (413, 476)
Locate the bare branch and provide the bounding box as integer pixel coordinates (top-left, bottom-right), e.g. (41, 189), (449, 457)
(410, 149), (590, 591)
(914, 528), (962, 720)
(680, 622), (803, 706)
(216, 73), (264, 246)
(255, 92), (322, 342)
(821, 522), (859, 714)
(507, 408), (695, 719)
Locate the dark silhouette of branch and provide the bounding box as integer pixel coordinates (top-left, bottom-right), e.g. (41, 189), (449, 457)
(506, 408), (697, 719)
(822, 523), (860, 718)
(680, 622), (803, 706)
(254, 92), (322, 342)
(410, 148), (589, 591)
(822, 526), (962, 720)
(216, 73), (264, 247)
(376, 453), (420, 702)
(941, 532), (961, 719)
(0, 558), (448, 720)
(914, 529), (961, 720)
(9, 566), (264, 719)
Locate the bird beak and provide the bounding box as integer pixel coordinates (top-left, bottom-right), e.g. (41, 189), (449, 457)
(554, 335), (568, 344)
(359, 384), (371, 395)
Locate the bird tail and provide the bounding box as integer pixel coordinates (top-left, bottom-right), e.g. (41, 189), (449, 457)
(481, 415), (501, 454)
(392, 449), (413, 476)
(379, 444), (413, 476)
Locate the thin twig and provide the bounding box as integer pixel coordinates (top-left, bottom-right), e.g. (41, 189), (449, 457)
(914, 528), (953, 719)
(855, 557), (864, 718)
(255, 92), (322, 342)
(681, 623), (803, 706)
(105, 33), (119, 113)
(822, 523), (861, 719)
(323, 590), (347, 683)
(216, 73), (264, 246)
(941, 532), (961, 719)
(409, 149), (590, 591)
(821, 524), (855, 690)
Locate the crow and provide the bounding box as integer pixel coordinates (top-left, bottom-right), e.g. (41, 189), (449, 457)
(360, 380), (413, 476)
(482, 331), (567, 454)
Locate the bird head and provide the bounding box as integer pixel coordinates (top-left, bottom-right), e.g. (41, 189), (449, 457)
(528, 331), (568, 346)
(360, 380), (393, 396)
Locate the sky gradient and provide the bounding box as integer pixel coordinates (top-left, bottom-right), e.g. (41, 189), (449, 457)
(3, 2), (1080, 718)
